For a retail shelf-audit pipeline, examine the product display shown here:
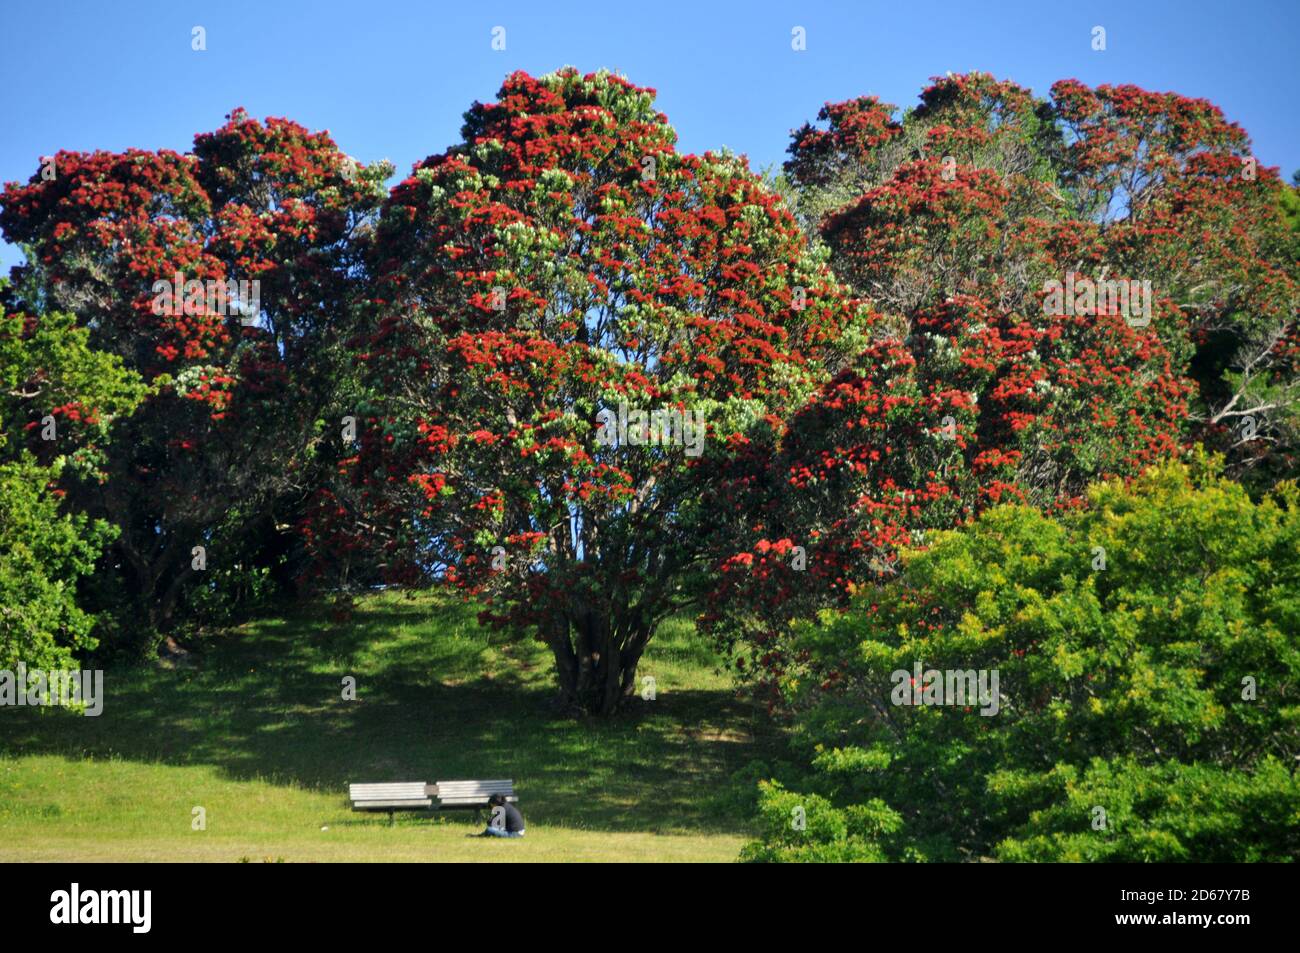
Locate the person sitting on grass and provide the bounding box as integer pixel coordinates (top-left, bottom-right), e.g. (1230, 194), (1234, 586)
(483, 793), (525, 838)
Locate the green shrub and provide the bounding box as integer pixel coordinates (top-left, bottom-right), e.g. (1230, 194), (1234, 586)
(741, 457), (1300, 861)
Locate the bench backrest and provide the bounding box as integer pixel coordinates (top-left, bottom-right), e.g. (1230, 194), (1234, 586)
(348, 782), (432, 809)
(435, 779), (515, 806)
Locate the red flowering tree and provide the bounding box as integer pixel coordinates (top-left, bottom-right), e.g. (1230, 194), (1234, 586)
(0, 111), (390, 642)
(703, 74), (1243, 689)
(323, 69), (865, 713)
(1046, 80), (1300, 482)
(785, 75), (1297, 480)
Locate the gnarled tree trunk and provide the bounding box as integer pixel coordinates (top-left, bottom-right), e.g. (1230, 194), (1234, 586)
(543, 603), (656, 715)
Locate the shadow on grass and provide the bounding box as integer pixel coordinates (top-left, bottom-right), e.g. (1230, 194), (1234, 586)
(0, 592), (780, 835)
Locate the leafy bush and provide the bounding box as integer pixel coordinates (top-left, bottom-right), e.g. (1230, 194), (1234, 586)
(739, 780), (900, 863)
(0, 458), (116, 671)
(741, 457), (1300, 861)
(0, 295), (144, 669)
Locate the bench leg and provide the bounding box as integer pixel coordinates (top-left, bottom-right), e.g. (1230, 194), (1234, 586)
(388, 810), (395, 827)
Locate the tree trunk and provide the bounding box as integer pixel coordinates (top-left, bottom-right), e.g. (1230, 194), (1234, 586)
(542, 606), (654, 716)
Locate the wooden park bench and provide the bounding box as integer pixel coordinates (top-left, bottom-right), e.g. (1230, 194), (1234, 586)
(347, 779), (516, 823)
(434, 779), (516, 811)
(347, 782), (433, 824)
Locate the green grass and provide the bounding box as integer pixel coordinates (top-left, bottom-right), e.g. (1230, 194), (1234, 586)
(0, 591), (779, 861)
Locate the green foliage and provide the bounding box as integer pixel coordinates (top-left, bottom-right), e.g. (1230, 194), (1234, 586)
(993, 756), (1298, 862)
(0, 293), (145, 670)
(0, 457), (115, 670)
(0, 299), (147, 473)
(738, 780), (901, 862)
(742, 457), (1300, 861)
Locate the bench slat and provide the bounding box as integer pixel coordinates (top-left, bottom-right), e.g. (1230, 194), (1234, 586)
(437, 793), (509, 799)
(434, 780), (514, 809)
(350, 782), (427, 795)
(349, 781), (431, 812)
(348, 779), (516, 813)
(435, 780), (514, 792)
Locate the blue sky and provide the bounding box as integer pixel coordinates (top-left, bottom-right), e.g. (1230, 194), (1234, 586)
(2, 0), (1297, 271)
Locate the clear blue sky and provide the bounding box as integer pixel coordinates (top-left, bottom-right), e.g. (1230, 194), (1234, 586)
(2, 0), (1297, 272)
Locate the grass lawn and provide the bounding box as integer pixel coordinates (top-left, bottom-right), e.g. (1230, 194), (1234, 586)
(0, 591), (780, 862)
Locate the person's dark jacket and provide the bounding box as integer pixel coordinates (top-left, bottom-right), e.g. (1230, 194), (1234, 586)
(494, 801), (524, 832)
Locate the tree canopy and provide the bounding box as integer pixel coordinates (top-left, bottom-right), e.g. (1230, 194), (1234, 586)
(313, 68), (868, 713)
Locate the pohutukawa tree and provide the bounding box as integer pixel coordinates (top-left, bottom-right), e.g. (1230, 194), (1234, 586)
(1045, 80), (1300, 483)
(703, 74), (1247, 687)
(326, 68), (866, 714)
(1, 111), (390, 645)
(785, 74), (1298, 483)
